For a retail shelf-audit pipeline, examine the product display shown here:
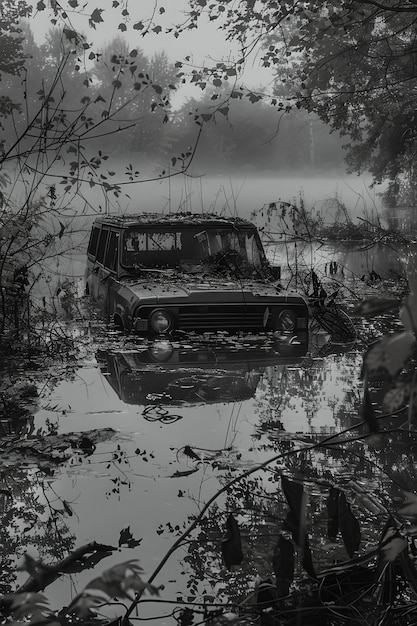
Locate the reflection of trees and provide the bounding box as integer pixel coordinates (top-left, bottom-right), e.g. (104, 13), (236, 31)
(254, 352), (363, 437)
(167, 430), (410, 618)
(0, 467), (74, 594)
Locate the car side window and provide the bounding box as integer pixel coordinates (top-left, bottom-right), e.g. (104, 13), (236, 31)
(96, 228), (109, 265)
(245, 233), (262, 267)
(104, 231), (118, 271)
(88, 227), (100, 257)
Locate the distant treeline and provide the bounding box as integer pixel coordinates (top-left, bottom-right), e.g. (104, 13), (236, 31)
(6, 25), (345, 174)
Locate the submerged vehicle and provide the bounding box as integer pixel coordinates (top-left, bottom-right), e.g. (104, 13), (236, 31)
(85, 212), (309, 337)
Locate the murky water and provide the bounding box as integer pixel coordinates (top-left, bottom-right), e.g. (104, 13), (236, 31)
(1, 179), (413, 624)
(2, 304), (403, 624)
(20, 332), (361, 618)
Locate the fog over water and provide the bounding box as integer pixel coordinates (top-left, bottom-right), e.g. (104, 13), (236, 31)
(77, 173), (386, 221)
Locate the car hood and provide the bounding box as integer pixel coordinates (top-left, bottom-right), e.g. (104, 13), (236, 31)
(119, 276), (304, 304)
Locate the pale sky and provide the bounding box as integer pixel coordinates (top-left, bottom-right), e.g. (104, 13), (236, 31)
(30, 0), (274, 105)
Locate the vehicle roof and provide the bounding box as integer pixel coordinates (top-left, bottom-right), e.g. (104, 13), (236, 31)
(92, 212), (258, 230)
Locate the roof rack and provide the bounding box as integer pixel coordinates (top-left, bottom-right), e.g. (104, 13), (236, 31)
(92, 212), (256, 228)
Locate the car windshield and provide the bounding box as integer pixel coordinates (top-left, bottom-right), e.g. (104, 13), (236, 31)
(121, 227), (266, 277)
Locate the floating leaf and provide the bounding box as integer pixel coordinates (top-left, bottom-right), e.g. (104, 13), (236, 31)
(352, 298), (400, 318)
(182, 445), (200, 460)
(170, 467), (199, 478)
(119, 526), (142, 549)
(221, 513), (243, 570)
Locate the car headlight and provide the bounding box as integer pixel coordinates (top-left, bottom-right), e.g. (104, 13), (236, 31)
(149, 339), (174, 362)
(276, 308), (297, 332)
(149, 309), (173, 334)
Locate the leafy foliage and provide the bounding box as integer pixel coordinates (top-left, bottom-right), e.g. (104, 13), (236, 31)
(179, 0), (417, 199)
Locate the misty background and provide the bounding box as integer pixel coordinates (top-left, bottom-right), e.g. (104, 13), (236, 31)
(9, 25), (348, 176)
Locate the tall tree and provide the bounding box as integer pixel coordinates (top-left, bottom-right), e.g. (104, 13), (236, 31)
(180, 1), (417, 199)
(130, 51), (178, 157)
(0, 1), (32, 144)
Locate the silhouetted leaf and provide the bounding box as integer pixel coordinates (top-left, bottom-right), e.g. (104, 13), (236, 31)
(272, 534), (294, 598)
(338, 492), (361, 558)
(3, 592), (52, 620)
(221, 513), (243, 570)
(63, 27), (77, 41)
(281, 476), (306, 526)
(281, 477), (316, 578)
(89, 8), (104, 27)
(256, 578), (279, 610)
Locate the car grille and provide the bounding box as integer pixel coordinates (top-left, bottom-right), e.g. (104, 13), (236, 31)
(178, 304), (268, 331)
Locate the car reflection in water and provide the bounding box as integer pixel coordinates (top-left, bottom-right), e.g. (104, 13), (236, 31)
(96, 333), (308, 416)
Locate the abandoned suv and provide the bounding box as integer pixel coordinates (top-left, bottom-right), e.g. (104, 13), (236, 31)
(85, 212), (308, 338)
